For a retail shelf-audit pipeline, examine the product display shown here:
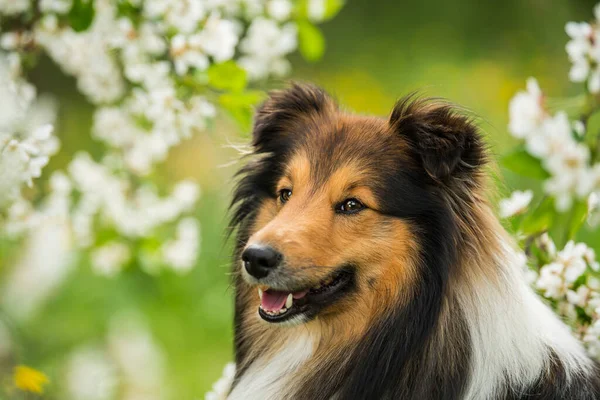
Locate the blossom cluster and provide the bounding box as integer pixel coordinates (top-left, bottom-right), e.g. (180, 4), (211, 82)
(566, 4), (600, 93)
(527, 234), (600, 356)
(0, 0), (334, 281)
(502, 2), (600, 361)
(507, 78), (600, 212)
(0, 53), (59, 209)
(498, 190), (533, 219)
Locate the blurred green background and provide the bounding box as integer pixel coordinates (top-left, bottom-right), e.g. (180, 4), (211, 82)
(13, 0), (600, 398)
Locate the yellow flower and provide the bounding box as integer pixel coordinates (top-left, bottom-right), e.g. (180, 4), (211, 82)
(13, 365), (49, 394)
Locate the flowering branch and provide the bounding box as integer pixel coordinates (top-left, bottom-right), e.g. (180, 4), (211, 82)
(0, 0), (343, 283)
(502, 2), (600, 358)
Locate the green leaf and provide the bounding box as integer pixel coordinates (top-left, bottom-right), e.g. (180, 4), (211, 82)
(322, 0), (345, 20)
(297, 20), (325, 62)
(584, 108), (600, 139)
(520, 196), (555, 235)
(219, 90), (266, 132)
(207, 61), (247, 92)
(68, 0), (95, 32)
(567, 200), (589, 240)
(501, 148), (550, 180)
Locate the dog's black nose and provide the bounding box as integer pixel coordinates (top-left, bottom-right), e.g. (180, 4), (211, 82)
(242, 245), (282, 279)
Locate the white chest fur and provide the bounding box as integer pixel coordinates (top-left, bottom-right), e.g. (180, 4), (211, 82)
(228, 334), (313, 400)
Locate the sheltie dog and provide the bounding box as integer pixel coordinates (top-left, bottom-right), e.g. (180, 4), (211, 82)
(227, 83), (600, 399)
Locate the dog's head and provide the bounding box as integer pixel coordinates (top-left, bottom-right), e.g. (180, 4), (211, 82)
(231, 83), (487, 326)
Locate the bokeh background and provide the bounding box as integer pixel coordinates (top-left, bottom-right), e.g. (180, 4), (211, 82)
(8, 0), (600, 398)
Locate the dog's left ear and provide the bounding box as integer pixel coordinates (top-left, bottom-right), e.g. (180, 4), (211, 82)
(252, 83), (335, 153)
(389, 98), (486, 182)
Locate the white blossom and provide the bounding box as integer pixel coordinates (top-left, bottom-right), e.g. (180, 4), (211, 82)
(170, 33), (209, 75)
(267, 0), (293, 21)
(161, 217), (200, 273)
(199, 13), (240, 62)
(65, 347), (118, 400)
(499, 190), (533, 218)
(307, 0), (326, 22)
(67, 153), (200, 241)
(144, 0), (205, 34)
(559, 241), (590, 281)
(565, 286), (600, 319)
(0, 54), (59, 208)
(1, 214), (73, 320)
(563, 11), (600, 93)
(239, 18), (297, 79)
(565, 21), (595, 88)
(588, 191), (600, 227)
(172, 180), (201, 210)
(566, 22), (592, 61)
(577, 165), (600, 199)
(536, 240), (598, 301)
(39, 0), (72, 14)
(536, 262), (568, 299)
(573, 120), (586, 138)
(0, 31), (34, 51)
(205, 363), (236, 400)
(583, 319), (600, 358)
(0, 0), (31, 15)
(111, 19), (167, 56)
(91, 241), (132, 277)
(508, 77), (545, 139)
(108, 313), (166, 400)
(509, 77), (600, 211)
(524, 112), (571, 159)
(125, 61), (171, 91)
(34, 0), (126, 104)
(515, 250), (538, 285)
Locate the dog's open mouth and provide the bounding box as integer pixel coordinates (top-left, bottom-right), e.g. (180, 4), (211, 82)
(257, 267), (354, 323)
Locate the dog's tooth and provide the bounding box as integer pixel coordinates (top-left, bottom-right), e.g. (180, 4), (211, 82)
(258, 288), (263, 300)
(286, 293), (293, 309)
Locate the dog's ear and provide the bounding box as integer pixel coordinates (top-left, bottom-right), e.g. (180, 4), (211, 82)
(252, 83), (335, 152)
(389, 97), (486, 182)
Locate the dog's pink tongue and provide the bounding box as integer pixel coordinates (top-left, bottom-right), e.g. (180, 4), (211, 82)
(261, 290), (288, 312)
(293, 290), (308, 299)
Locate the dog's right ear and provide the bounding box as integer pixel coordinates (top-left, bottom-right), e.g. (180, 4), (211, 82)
(388, 97), (487, 183)
(252, 83), (335, 153)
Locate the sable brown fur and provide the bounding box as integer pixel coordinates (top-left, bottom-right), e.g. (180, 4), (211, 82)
(228, 83), (600, 400)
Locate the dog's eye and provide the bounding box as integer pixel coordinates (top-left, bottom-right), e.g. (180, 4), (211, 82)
(279, 189), (292, 204)
(336, 198), (365, 214)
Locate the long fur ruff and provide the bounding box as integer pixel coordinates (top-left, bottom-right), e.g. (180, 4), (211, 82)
(227, 84), (600, 399)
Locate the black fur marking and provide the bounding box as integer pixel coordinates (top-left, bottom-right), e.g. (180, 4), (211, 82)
(389, 95), (487, 183)
(502, 350), (600, 400)
(252, 82), (333, 154)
